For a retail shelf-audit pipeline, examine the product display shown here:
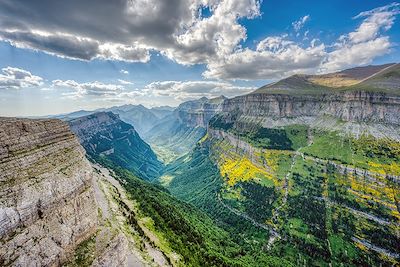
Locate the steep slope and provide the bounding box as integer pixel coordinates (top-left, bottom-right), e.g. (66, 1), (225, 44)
(256, 63), (397, 94)
(161, 64), (400, 266)
(51, 104), (174, 137)
(0, 117), (98, 266)
(68, 112), (163, 180)
(144, 96), (226, 162)
(0, 117), (180, 267)
(3, 117), (267, 266)
(102, 104), (170, 136)
(217, 64), (400, 141)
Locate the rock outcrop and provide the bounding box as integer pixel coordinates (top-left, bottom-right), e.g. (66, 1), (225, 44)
(0, 117), (171, 267)
(0, 117), (97, 266)
(222, 91), (400, 125)
(68, 112), (163, 180)
(175, 96), (226, 128)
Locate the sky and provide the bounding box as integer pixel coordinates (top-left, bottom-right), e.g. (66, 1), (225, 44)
(0, 0), (399, 116)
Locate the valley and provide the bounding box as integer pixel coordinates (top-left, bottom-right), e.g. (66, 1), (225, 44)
(1, 64), (400, 266)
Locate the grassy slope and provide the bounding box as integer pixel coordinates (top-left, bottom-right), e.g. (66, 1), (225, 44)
(165, 125), (400, 266)
(96, 156), (291, 267)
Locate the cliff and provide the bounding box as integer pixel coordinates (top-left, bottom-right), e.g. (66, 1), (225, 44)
(69, 112), (163, 180)
(0, 117), (98, 266)
(222, 91), (400, 125)
(210, 64), (400, 140)
(0, 117), (175, 266)
(174, 96), (226, 128)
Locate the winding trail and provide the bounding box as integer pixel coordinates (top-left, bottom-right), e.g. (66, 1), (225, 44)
(266, 129), (315, 249)
(352, 237), (400, 259)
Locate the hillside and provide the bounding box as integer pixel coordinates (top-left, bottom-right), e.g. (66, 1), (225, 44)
(255, 63), (399, 95)
(52, 104), (173, 137)
(3, 117), (291, 266)
(68, 112), (163, 180)
(159, 64), (400, 266)
(144, 96), (225, 162)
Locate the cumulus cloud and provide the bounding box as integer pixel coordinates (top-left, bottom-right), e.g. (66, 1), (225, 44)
(120, 69), (129, 75)
(320, 2), (399, 72)
(204, 37), (326, 80)
(292, 15), (310, 32)
(144, 81), (256, 101)
(0, 0), (260, 65)
(0, 66), (43, 89)
(52, 79), (124, 98)
(0, 1), (397, 80)
(118, 79), (134, 85)
(205, 3), (399, 79)
(145, 80), (255, 101)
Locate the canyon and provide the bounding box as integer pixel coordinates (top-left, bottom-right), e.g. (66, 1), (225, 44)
(1, 63), (399, 266)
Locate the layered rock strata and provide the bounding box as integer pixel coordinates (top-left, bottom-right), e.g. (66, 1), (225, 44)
(0, 118), (97, 266)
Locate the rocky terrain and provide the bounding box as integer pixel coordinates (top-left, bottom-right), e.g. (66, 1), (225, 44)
(160, 64), (400, 266)
(0, 117), (98, 266)
(143, 96), (226, 162)
(69, 112), (163, 180)
(0, 117), (180, 266)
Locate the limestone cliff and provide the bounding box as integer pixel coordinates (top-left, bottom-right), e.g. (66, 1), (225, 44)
(0, 117), (97, 266)
(0, 117), (171, 267)
(175, 96), (226, 128)
(211, 64), (400, 140)
(68, 112), (163, 180)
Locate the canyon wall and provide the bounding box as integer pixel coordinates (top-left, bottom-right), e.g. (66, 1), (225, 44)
(222, 91), (400, 126)
(0, 118), (97, 266)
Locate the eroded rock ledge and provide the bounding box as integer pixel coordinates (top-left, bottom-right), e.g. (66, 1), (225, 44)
(0, 118), (98, 266)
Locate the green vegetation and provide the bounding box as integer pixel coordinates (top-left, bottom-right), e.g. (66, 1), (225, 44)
(72, 116), (163, 180)
(96, 157), (292, 267)
(87, 111), (399, 266)
(209, 120), (309, 151)
(64, 234), (97, 267)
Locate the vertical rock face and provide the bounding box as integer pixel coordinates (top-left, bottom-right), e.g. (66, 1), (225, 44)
(68, 112), (163, 180)
(0, 118), (97, 266)
(221, 92), (400, 126)
(175, 96), (226, 128)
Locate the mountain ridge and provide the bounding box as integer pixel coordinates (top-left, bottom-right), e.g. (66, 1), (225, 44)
(68, 111), (163, 180)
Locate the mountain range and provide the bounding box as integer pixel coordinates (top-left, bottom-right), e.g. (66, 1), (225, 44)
(1, 63), (399, 266)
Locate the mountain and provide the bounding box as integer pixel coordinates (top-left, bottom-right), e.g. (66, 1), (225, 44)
(1, 116), (293, 267)
(68, 112), (163, 180)
(143, 96), (226, 162)
(51, 104), (174, 137)
(5, 63), (399, 266)
(101, 104), (173, 136)
(0, 117), (99, 266)
(149, 105), (175, 119)
(256, 63), (398, 95)
(160, 64), (400, 266)
(0, 117), (168, 266)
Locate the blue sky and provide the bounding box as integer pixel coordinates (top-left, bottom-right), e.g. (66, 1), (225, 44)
(0, 0), (399, 116)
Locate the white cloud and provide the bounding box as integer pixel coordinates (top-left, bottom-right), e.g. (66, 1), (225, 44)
(0, 67), (43, 89)
(0, 0), (261, 65)
(349, 2), (399, 43)
(144, 80), (255, 101)
(321, 37), (391, 73)
(52, 79), (124, 98)
(0, 1), (397, 81)
(320, 2), (399, 72)
(118, 79), (134, 85)
(120, 69), (129, 75)
(205, 3), (399, 79)
(292, 15), (310, 32)
(204, 37), (326, 80)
